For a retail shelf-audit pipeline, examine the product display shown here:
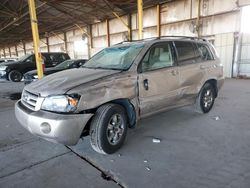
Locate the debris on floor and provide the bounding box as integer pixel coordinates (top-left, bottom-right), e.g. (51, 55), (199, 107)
(118, 154), (122, 157)
(143, 160), (148, 163)
(213, 116), (220, 121)
(146, 167), (151, 171)
(152, 138), (161, 143)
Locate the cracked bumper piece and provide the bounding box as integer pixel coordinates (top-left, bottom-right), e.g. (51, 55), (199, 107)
(15, 100), (93, 145)
(0, 70), (7, 79)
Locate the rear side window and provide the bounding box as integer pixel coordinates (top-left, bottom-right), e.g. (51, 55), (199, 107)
(57, 54), (67, 62)
(49, 54), (56, 62)
(174, 41), (196, 64)
(42, 54), (51, 63)
(196, 43), (213, 61)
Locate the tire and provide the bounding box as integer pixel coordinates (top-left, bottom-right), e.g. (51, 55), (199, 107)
(90, 103), (128, 154)
(195, 83), (216, 114)
(8, 70), (23, 82)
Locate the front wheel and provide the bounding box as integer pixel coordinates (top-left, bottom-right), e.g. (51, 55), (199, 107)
(90, 104), (128, 154)
(8, 70), (23, 82)
(195, 83), (215, 113)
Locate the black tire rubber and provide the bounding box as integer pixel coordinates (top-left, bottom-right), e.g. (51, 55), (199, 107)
(8, 70), (23, 82)
(195, 83), (215, 114)
(90, 103), (128, 154)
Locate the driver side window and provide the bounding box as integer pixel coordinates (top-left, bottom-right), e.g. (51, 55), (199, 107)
(25, 55), (34, 63)
(141, 43), (174, 72)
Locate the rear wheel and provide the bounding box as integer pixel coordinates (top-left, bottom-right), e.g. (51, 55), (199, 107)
(90, 103), (128, 154)
(195, 83), (215, 113)
(8, 70), (23, 82)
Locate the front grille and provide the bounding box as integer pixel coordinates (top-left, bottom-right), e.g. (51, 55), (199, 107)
(21, 90), (39, 111)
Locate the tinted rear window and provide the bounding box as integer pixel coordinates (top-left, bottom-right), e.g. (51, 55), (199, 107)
(175, 41), (196, 62)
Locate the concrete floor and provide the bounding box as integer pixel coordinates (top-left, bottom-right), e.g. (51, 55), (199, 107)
(0, 79), (250, 188)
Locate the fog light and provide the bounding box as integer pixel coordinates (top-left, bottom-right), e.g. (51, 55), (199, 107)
(40, 122), (51, 134)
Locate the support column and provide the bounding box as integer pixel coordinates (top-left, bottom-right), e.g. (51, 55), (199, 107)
(28, 0), (43, 79)
(46, 37), (50, 52)
(137, 0), (143, 39)
(3, 48), (6, 58)
(86, 25), (92, 59)
(157, 4), (161, 38)
(22, 41), (26, 55)
(106, 19), (110, 47)
(196, 0), (201, 37)
(89, 25), (93, 49)
(128, 14), (132, 41)
(15, 45), (18, 57)
(63, 33), (67, 53)
(8, 47), (11, 57)
(233, 32), (242, 78)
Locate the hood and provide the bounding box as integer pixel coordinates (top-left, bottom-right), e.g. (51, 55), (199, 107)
(24, 68), (120, 96)
(25, 67), (65, 76)
(0, 61), (20, 66)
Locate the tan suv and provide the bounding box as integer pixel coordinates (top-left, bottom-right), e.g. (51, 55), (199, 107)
(15, 37), (224, 154)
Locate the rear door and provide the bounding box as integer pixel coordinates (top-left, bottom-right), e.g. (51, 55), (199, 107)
(138, 42), (180, 118)
(174, 41), (207, 103)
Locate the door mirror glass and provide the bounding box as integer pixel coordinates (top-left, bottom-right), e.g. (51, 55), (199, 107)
(25, 59), (31, 63)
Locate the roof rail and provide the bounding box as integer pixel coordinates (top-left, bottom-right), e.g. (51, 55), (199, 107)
(114, 35), (207, 45)
(159, 35), (207, 41)
(114, 37), (158, 45)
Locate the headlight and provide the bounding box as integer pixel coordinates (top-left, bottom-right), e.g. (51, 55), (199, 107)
(0, 66), (7, 70)
(41, 94), (80, 113)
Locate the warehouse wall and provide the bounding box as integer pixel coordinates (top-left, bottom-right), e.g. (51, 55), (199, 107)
(1, 0), (250, 77)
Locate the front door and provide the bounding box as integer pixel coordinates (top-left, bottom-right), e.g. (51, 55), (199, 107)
(138, 42), (180, 118)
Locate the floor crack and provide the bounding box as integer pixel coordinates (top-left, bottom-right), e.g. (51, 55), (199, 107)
(66, 146), (126, 188)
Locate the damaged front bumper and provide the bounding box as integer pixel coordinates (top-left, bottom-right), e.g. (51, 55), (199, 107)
(15, 100), (93, 145)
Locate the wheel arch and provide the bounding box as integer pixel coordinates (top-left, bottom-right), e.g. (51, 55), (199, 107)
(81, 98), (136, 137)
(203, 79), (218, 98)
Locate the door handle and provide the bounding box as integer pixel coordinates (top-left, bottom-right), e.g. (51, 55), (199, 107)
(143, 79), (149, 90)
(171, 69), (178, 76)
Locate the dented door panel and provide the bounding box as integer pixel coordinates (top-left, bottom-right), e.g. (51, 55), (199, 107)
(138, 67), (180, 118)
(178, 63), (206, 104)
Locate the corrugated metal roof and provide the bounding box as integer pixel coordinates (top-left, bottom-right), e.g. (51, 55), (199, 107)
(0, 0), (172, 47)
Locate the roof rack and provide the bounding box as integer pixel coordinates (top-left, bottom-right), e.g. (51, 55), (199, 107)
(115, 36), (207, 45)
(159, 35), (207, 41)
(117, 37), (158, 44)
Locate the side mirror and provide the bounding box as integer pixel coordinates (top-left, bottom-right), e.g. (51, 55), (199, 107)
(25, 59), (31, 63)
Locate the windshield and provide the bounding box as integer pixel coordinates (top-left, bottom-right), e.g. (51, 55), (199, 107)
(18, 54), (31, 62)
(83, 44), (144, 70)
(56, 60), (74, 68)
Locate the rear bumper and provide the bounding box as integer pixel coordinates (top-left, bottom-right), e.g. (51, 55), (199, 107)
(15, 100), (93, 145)
(217, 77), (224, 91)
